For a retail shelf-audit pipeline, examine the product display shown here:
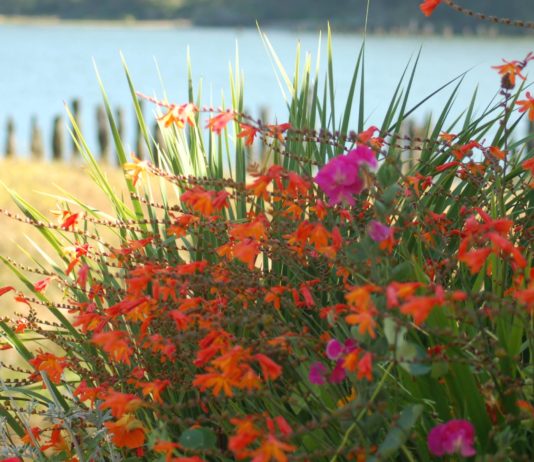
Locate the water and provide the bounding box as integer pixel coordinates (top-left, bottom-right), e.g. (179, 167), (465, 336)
(0, 24), (532, 157)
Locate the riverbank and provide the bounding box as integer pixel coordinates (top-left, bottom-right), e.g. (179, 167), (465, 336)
(0, 15), (191, 28)
(0, 14), (531, 37)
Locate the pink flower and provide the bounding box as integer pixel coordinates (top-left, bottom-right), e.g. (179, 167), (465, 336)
(428, 420), (476, 458)
(326, 339), (344, 360)
(329, 361), (347, 383)
(309, 362), (327, 385)
(368, 220), (391, 242)
(314, 146), (377, 206)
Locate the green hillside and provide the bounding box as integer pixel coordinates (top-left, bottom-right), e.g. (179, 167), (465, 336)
(0, 0), (532, 32)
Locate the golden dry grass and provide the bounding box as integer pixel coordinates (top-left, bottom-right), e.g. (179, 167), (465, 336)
(0, 158), (126, 313)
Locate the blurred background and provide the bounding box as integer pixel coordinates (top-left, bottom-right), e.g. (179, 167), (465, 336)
(0, 0), (532, 159)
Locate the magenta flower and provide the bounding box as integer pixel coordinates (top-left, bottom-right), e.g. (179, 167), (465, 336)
(326, 339), (344, 360)
(329, 360), (347, 383)
(368, 220), (391, 242)
(428, 420), (476, 458)
(314, 146), (377, 206)
(309, 362), (327, 385)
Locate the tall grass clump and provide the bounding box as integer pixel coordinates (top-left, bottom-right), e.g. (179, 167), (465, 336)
(0, 3), (533, 461)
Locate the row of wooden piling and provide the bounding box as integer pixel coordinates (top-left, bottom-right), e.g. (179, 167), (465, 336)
(2, 99), (533, 162)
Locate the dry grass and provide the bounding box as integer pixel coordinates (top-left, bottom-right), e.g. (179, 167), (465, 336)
(0, 158), (126, 315)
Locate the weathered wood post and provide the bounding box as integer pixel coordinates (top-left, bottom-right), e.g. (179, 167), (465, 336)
(153, 120), (164, 167)
(259, 106), (270, 163)
(71, 98), (81, 158)
(52, 115), (65, 161)
(115, 106), (126, 166)
(30, 116), (44, 160)
(97, 105), (110, 163)
(135, 99), (145, 159)
(528, 119), (534, 154)
(5, 118), (16, 157)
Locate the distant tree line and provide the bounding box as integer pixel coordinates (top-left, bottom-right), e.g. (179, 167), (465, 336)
(0, 0), (532, 32)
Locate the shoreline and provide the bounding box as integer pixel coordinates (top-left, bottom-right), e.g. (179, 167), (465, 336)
(0, 15), (192, 28)
(0, 15), (532, 38)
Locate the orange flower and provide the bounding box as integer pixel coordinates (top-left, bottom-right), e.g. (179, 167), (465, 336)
(100, 389), (145, 418)
(41, 424), (70, 454)
(488, 146), (507, 161)
(492, 60), (526, 88)
(419, 0), (441, 17)
(233, 238), (261, 269)
(104, 414), (146, 449)
(159, 103), (197, 128)
(206, 111), (235, 134)
(0, 286), (15, 297)
(181, 186), (230, 216)
(266, 122), (291, 142)
(356, 352), (373, 381)
(123, 155), (149, 186)
(399, 295), (440, 325)
(254, 354), (282, 380)
(459, 247), (492, 274)
(250, 434), (296, 462)
(139, 379), (170, 404)
(91, 331), (133, 365)
(153, 440), (180, 462)
(21, 427), (41, 446)
(193, 370), (238, 397)
(237, 123), (259, 146)
(73, 380), (104, 407)
(516, 92), (534, 121)
(29, 351), (69, 384)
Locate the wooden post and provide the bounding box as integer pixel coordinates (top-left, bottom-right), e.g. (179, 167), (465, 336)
(52, 115), (64, 161)
(153, 120), (164, 167)
(135, 99), (145, 159)
(97, 105), (110, 162)
(528, 119), (534, 154)
(30, 116), (44, 160)
(259, 106), (270, 163)
(116, 106), (125, 139)
(5, 118), (16, 157)
(115, 106), (126, 166)
(71, 98), (81, 158)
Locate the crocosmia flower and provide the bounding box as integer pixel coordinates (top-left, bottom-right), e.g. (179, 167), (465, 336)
(428, 419), (476, 458)
(314, 146), (377, 206)
(368, 220), (391, 242)
(420, 0), (441, 17)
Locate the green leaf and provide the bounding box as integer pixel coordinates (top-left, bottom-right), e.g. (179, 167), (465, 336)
(368, 404), (423, 462)
(179, 427), (217, 450)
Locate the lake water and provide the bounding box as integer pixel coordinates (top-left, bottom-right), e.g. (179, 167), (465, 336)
(0, 24), (532, 157)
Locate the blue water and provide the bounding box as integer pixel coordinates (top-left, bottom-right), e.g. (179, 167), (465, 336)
(0, 24), (532, 157)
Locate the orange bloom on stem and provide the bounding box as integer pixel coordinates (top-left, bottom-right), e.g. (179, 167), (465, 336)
(250, 434), (296, 462)
(492, 60), (526, 88)
(123, 155), (149, 186)
(237, 123), (259, 146)
(91, 330), (134, 365)
(100, 389), (145, 418)
(206, 111), (235, 134)
(104, 414), (146, 449)
(139, 379), (171, 404)
(266, 122), (291, 142)
(159, 102), (197, 128)
(419, 0), (441, 17)
(21, 427), (41, 446)
(29, 351), (69, 384)
(516, 92), (534, 121)
(254, 354), (282, 380)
